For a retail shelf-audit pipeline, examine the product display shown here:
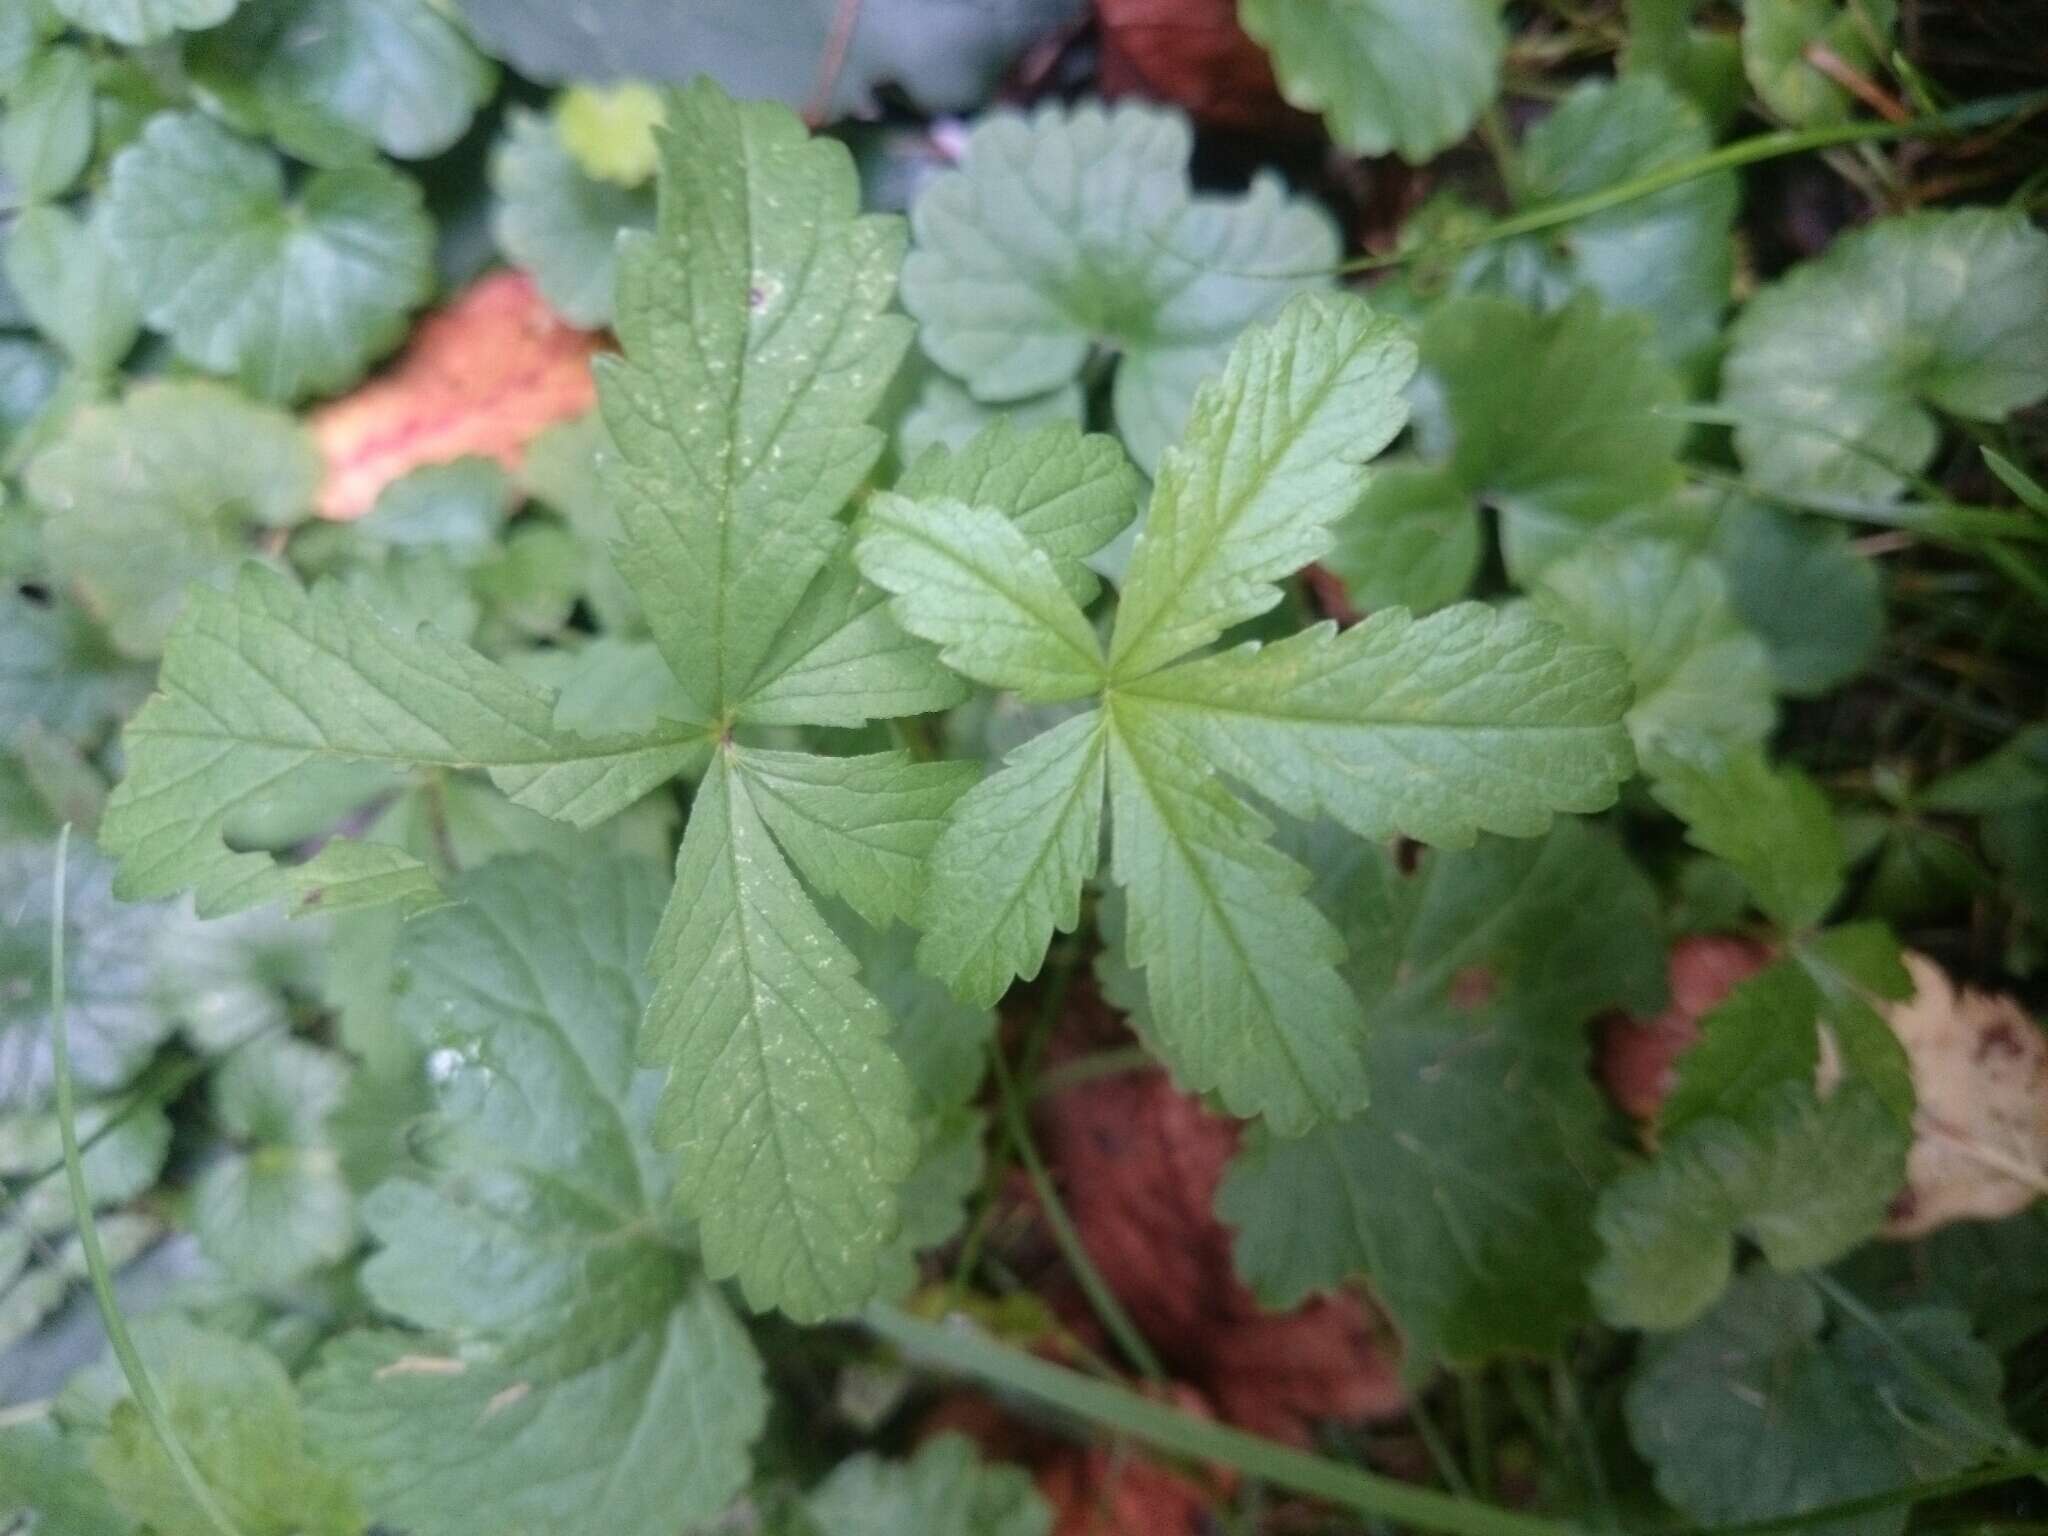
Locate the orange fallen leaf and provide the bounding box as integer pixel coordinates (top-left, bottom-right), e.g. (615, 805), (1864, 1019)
(1884, 952), (2048, 1238)
(309, 269), (603, 520)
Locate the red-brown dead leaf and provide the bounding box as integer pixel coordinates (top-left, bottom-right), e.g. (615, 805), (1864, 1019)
(1035, 1044), (1405, 1446)
(1597, 934), (1773, 1123)
(309, 269), (603, 520)
(1095, 0), (1310, 136)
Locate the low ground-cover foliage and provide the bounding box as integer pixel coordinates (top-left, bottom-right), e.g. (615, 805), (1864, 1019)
(3, 3), (2047, 1534)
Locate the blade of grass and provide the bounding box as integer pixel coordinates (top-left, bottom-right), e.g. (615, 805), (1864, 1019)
(989, 1036), (1167, 1385)
(866, 1303), (1583, 1536)
(1336, 89), (2048, 275)
(49, 825), (246, 1536)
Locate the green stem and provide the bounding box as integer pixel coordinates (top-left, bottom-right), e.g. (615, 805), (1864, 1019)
(1337, 90), (2048, 276)
(988, 1043), (1166, 1384)
(1462, 1371), (1495, 1502)
(1411, 1388), (1478, 1500)
(867, 1304), (1583, 1536)
(50, 827), (246, 1536)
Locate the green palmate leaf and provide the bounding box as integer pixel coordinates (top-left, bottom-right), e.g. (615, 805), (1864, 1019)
(1109, 290), (1414, 679)
(912, 709), (1109, 1008)
(1528, 536), (1775, 759)
(0, 837), (171, 1112)
(102, 110), (434, 402)
(27, 382), (320, 657)
(490, 107), (653, 328)
(901, 100), (1338, 471)
(1591, 1079), (1906, 1330)
(858, 494), (1107, 701)
(1220, 824), (1663, 1364)
(49, 0), (234, 45)
(1324, 460), (1480, 613)
(454, 0), (1084, 119)
(583, 83), (980, 1315)
(1743, 0), (1897, 126)
(734, 749), (978, 930)
(894, 418), (1143, 605)
(191, 1036), (355, 1288)
(1505, 74), (1736, 370)
(599, 81), (912, 720)
(3, 204), (142, 374)
(1237, 0), (1505, 162)
(1407, 294), (1688, 579)
(878, 292), (1636, 1126)
(100, 564), (706, 918)
(303, 852), (766, 1536)
(187, 0), (494, 162)
(646, 751), (921, 1318)
(1120, 605), (1637, 847)
(806, 1435), (1051, 1536)
(0, 45), (93, 199)
(1627, 1270), (2008, 1536)
(92, 1315), (361, 1536)
(1722, 210), (2048, 501)
(1648, 743), (1844, 931)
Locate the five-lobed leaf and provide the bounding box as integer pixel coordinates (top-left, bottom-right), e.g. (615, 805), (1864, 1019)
(871, 291), (1637, 1126)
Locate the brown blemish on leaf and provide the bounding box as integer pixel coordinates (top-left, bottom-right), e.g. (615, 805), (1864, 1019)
(375, 1355), (467, 1380)
(483, 1382), (532, 1417)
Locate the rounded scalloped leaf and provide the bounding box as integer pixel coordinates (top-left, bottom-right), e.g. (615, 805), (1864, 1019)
(901, 99), (1336, 471)
(27, 380), (321, 657)
(102, 111), (434, 403)
(50, 0), (236, 46)
(1722, 210), (2048, 502)
(186, 0), (496, 164)
(1238, 0), (1505, 162)
(489, 108), (654, 328)
(0, 838), (173, 1114)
